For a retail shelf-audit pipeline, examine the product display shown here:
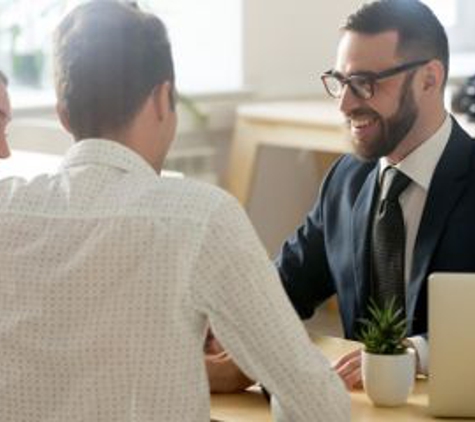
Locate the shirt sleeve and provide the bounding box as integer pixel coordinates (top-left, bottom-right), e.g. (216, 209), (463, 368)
(190, 191), (350, 422)
(408, 335), (429, 375)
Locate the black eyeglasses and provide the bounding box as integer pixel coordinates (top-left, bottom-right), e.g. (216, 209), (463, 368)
(321, 59), (431, 100)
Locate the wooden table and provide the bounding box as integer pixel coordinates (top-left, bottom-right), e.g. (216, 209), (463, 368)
(225, 100), (351, 206)
(211, 336), (461, 421)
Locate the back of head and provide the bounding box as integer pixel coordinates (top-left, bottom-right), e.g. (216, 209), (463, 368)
(343, 0), (449, 87)
(54, 0), (175, 140)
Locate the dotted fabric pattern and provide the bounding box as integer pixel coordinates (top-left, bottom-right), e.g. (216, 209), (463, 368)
(371, 167), (412, 312)
(0, 139), (349, 422)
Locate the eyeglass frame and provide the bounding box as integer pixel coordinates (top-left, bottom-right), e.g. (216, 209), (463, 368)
(320, 59), (431, 101)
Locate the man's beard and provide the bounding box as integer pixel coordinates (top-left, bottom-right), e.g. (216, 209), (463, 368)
(350, 73), (419, 162)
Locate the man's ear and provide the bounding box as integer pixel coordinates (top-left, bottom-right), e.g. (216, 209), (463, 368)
(56, 102), (72, 134)
(422, 60), (445, 92)
(152, 81), (173, 122)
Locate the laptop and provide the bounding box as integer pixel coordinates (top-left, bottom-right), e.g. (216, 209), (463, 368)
(428, 272), (475, 417)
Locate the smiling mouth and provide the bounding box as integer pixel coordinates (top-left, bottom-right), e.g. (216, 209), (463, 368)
(350, 116), (378, 130)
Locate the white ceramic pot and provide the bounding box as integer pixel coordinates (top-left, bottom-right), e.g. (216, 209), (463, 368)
(362, 348), (416, 407)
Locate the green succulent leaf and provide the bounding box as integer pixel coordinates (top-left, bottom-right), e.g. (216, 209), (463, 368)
(356, 297), (408, 355)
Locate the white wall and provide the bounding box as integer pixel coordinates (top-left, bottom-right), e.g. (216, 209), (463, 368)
(240, 0), (365, 255)
(243, 0), (365, 98)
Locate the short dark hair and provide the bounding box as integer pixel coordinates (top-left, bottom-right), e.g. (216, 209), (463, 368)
(343, 0), (449, 87)
(0, 70), (8, 86)
(54, 0), (175, 140)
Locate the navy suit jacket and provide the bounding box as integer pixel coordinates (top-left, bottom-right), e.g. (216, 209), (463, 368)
(277, 117), (475, 339)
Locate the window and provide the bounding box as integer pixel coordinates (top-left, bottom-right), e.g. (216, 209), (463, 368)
(424, 0), (475, 53)
(142, 0), (242, 94)
(414, 0), (475, 78)
(0, 0), (242, 94)
(423, 0), (457, 27)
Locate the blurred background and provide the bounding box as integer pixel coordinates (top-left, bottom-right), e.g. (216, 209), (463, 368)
(1, 0), (474, 258)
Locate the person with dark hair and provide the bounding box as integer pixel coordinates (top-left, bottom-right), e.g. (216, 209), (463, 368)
(0, 70), (11, 159)
(209, 0), (475, 392)
(0, 1), (349, 420)
(290, 0), (456, 388)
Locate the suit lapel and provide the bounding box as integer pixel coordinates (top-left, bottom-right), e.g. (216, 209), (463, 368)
(351, 166), (379, 318)
(408, 119), (472, 320)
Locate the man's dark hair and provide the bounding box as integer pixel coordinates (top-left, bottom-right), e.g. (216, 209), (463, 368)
(0, 70), (9, 86)
(54, 0), (175, 140)
(343, 0), (449, 87)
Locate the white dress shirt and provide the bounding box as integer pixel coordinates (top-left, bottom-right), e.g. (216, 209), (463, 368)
(0, 139), (349, 422)
(379, 115), (452, 374)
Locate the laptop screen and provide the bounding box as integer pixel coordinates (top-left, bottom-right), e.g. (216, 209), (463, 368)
(428, 272), (475, 417)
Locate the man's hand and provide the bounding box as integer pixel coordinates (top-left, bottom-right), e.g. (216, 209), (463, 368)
(333, 348), (363, 390)
(204, 328), (254, 393)
(206, 351), (255, 393)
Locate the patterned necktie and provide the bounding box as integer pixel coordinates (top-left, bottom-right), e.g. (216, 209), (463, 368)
(370, 166), (411, 313)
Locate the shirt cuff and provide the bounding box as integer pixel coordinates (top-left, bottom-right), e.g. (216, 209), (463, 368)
(407, 335), (429, 375)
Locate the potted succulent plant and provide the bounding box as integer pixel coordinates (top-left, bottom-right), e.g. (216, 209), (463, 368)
(357, 297), (416, 407)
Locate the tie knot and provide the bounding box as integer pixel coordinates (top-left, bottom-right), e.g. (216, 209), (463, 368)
(381, 167), (411, 202)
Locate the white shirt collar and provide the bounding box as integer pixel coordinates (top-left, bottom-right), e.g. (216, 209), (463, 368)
(379, 114), (452, 191)
(61, 138), (159, 181)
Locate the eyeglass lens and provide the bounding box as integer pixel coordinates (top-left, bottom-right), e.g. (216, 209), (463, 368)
(324, 75), (373, 100)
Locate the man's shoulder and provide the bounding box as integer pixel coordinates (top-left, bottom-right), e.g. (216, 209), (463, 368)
(139, 177), (240, 219)
(451, 116), (475, 143)
(0, 171), (237, 221)
(440, 117), (475, 176)
(335, 154), (376, 172)
(0, 175), (27, 191)
(0, 174), (49, 212)
(325, 154), (377, 189)
(164, 177), (236, 204)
